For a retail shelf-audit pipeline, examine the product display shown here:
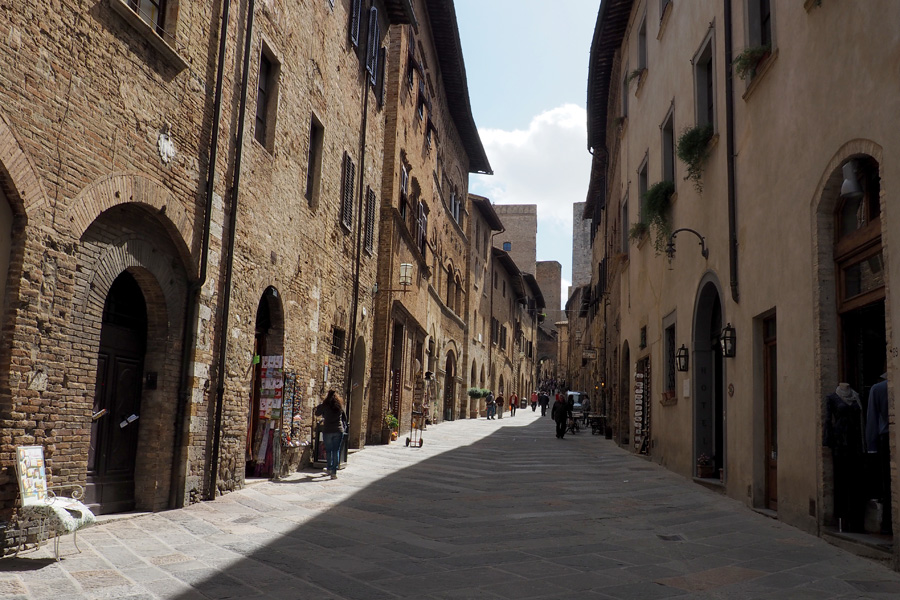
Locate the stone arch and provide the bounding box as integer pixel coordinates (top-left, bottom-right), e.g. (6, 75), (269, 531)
(66, 173), (196, 278)
(0, 110), (48, 218)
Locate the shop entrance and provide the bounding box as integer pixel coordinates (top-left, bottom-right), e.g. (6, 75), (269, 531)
(348, 338), (365, 448)
(619, 342), (630, 446)
(443, 352), (456, 421)
(694, 280), (724, 479)
(246, 287), (284, 478)
(762, 314), (778, 510)
(87, 272), (147, 514)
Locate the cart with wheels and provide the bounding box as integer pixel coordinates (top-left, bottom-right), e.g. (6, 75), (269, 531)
(406, 410), (425, 447)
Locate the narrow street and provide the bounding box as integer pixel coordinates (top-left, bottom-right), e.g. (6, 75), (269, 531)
(3, 410), (900, 599)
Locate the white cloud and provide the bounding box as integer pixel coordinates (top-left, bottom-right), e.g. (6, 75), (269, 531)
(468, 104), (591, 283)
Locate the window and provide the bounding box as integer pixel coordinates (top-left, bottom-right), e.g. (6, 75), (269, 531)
(416, 202), (428, 255)
(662, 108), (675, 184)
(493, 271), (498, 289)
(331, 328), (346, 356)
(446, 265), (453, 306)
(502, 281), (506, 298)
(255, 48), (279, 150)
(638, 17), (647, 70)
(748, 0), (772, 48)
(491, 317), (500, 345)
(621, 196), (630, 254)
(500, 325), (507, 351)
(638, 158), (649, 223)
(502, 242), (511, 252)
(127, 0), (166, 36)
(340, 152), (356, 231)
(622, 71), (629, 118)
(406, 30), (417, 88)
(306, 115), (324, 206)
(348, 0), (362, 48)
(364, 186), (376, 255)
(694, 34), (715, 127)
(399, 163), (409, 218)
(365, 7), (380, 85)
(416, 80), (426, 120)
(660, 0), (672, 18)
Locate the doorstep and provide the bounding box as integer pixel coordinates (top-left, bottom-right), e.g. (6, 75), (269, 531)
(822, 526), (893, 566)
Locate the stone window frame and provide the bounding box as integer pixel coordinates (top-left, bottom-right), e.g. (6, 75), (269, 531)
(306, 113), (325, 209)
(364, 186), (376, 256)
(110, 0), (187, 71)
(254, 42), (281, 153)
(693, 28), (716, 130)
(340, 152), (356, 232)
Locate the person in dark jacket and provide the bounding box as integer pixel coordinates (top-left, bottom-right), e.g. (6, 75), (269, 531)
(315, 389), (347, 479)
(538, 392), (550, 416)
(551, 394), (570, 439)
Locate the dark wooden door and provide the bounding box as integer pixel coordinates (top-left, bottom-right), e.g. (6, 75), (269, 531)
(86, 273), (147, 515)
(763, 315), (778, 510)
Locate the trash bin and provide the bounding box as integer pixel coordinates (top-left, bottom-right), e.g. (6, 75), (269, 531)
(520, 399), (526, 409)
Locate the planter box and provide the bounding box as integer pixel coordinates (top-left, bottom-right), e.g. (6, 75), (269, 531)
(697, 464), (715, 478)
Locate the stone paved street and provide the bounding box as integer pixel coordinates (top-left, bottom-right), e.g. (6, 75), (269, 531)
(3, 409), (900, 599)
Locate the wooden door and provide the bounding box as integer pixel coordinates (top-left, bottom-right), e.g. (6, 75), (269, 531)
(763, 315), (777, 510)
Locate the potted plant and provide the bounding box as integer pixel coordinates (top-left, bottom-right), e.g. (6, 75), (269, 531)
(733, 44), (771, 80)
(696, 453), (714, 478)
(629, 181), (675, 254)
(676, 124), (714, 193)
(625, 67), (645, 88)
(467, 387), (482, 399)
(384, 413), (400, 441)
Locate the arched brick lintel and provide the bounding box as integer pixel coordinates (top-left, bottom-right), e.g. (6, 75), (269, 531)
(0, 110), (49, 220)
(67, 173), (198, 279)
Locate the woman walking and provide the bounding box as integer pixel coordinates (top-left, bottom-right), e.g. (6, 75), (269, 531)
(314, 390), (347, 479)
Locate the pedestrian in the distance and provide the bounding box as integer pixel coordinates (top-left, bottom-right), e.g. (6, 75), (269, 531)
(314, 389), (348, 479)
(531, 391), (538, 412)
(485, 391), (496, 419)
(551, 393), (570, 439)
(509, 392), (518, 416)
(539, 392), (549, 416)
(496, 393), (505, 418)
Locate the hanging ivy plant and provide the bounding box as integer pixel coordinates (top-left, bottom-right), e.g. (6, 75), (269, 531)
(733, 45), (771, 80)
(628, 221), (648, 242)
(676, 124), (714, 192)
(642, 181), (675, 253)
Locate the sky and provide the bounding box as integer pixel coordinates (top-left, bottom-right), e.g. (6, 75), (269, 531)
(454, 0), (599, 308)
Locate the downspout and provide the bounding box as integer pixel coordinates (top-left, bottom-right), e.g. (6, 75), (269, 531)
(724, 0), (739, 302)
(345, 5), (374, 434)
(208, 0), (256, 498)
(171, 0), (230, 509)
(487, 229), (504, 390)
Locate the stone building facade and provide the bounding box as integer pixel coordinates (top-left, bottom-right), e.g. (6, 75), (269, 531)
(571, 201), (592, 290)
(585, 0), (900, 567)
(493, 204), (536, 274)
(369, 0), (491, 441)
(0, 0), (417, 529)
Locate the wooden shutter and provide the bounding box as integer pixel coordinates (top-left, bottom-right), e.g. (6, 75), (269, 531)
(341, 152), (355, 230)
(366, 8), (379, 85)
(349, 0), (362, 48)
(364, 187), (376, 254)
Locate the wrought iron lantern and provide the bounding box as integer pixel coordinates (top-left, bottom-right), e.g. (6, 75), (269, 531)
(399, 263), (413, 286)
(675, 344), (689, 372)
(721, 323), (736, 358)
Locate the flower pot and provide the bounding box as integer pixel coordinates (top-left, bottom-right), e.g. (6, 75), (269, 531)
(697, 464), (715, 478)
(391, 431), (398, 441)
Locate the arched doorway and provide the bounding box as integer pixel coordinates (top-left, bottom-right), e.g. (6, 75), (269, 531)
(815, 152), (889, 536)
(348, 338), (366, 449)
(443, 351), (456, 421)
(87, 272), (147, 514)
(694, 278), (725, 479)
(246, 287), (285, 478)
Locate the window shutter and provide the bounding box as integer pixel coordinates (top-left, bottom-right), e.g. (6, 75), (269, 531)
(341, 152), (355, 230)
(366, 8), (379, 85)
(375, 46), (386, 107)
(349, 0), (362, 48)
(364, 187), (376, 254)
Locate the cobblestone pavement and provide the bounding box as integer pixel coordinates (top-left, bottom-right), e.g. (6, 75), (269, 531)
(3, 409), (900, 599)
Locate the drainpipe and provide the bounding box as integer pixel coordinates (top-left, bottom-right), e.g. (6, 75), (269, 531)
(208, 0), (256, 499)
(487, 229), (504, 390)
(345, 2), (374, 437)
(724, 0), (739, 303)
(171, 0), (230, 509)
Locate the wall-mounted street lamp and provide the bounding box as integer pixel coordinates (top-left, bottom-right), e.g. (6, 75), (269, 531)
(675, 344), (689, 372)
(666, 228), (709, 266)
(721, 323), (736, 358)
(374, 263), (414, 294)
(840, 160), (864, 200)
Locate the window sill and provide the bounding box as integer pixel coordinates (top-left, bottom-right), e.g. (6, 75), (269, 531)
(657, 1), (673, 40)
(741, 48), (778, 102)
(634, 69), (648, 97)
(110, 0), (188, 72)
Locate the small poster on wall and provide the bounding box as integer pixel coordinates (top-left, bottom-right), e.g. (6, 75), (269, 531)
(259, 355), (284, 420)
(16, 446), (48, 506)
